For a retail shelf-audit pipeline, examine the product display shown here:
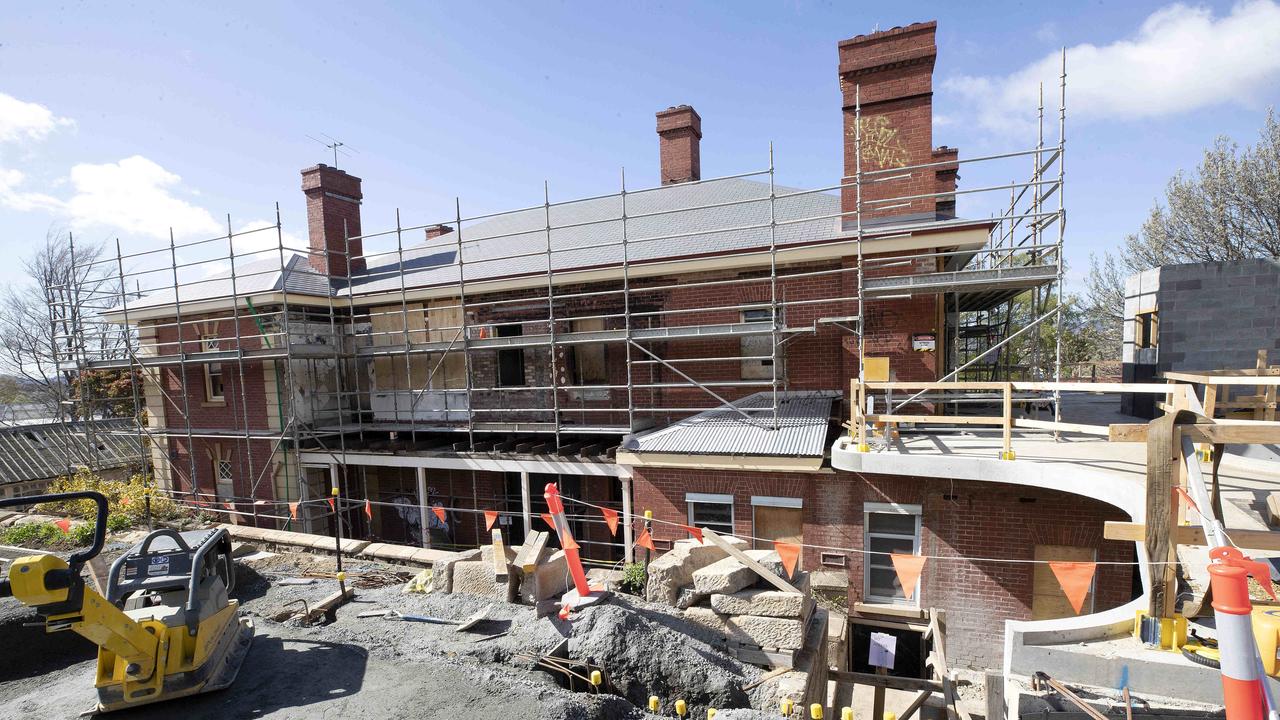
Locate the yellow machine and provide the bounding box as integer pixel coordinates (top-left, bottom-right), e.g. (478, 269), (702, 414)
(0, 491), (253, 712)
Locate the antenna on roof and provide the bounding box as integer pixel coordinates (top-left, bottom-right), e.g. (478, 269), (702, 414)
(305, 133), (359, 170)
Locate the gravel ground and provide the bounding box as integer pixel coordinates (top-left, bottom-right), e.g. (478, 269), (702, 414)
(0, 548), (769, 719)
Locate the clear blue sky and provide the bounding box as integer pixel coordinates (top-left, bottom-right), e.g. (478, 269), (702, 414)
(2, 1), (1278, 290)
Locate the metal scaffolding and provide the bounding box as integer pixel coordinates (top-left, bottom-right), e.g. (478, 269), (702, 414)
(47, 62), (1067, 514)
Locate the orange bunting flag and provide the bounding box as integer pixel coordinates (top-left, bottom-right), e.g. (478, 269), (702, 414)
(680, 524), (704, 544)
(889, 553), (927, 601)
(120, 496), (131, 506)
(484, 510), (499, 531)
(224, 502), (235, 511)
(327, 497), (335, 511)
(600, 507), (619, 536)
(1048, 561), (1097, 614)
(541, 512), (556, 529)
(775, 541), (802, 579)
(636, 528), (656, 552)
(288, 502), (299, 520)
(432, 506), (447, 523)
(54, 518), (71, 534)
(1174, 486), (1200, 513)
(364, 499), (373, 520)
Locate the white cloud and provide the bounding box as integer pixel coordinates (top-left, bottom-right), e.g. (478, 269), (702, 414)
(0, 167), (64, 212)
(64, 155), (222, 240)
(944, 0), (1280, 133)
(0, 92), (74, 143)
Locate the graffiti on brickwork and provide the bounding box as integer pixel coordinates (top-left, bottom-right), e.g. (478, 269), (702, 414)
(850, 116), (909, 170)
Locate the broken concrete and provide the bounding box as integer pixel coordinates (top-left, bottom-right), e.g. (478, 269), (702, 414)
(709, 588), (812, 619)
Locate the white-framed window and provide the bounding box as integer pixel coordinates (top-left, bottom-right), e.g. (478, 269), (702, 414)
(686, 492), (734, 535)
(203, 335), (225, 401)
(741, 308), (776, 380)
(214, 458), (234, 501)
(863, 502), (922, 605)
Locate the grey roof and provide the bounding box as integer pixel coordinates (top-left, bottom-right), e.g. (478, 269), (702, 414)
(346, 177), (844, 295)
(0, 420), (144, 486)
(622, 390), (840, 458)
(128, 252), (331, 311)
(125, 176), (992, 311)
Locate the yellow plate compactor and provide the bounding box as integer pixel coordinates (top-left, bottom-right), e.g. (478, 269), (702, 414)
(0, 491), (253, 713)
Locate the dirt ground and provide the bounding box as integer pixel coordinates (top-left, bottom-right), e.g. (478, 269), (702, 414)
(0, 547), (773, 719)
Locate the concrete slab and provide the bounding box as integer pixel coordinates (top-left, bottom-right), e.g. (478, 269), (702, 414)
(519, 549), (571, 603)
(692, 549), (786, 595)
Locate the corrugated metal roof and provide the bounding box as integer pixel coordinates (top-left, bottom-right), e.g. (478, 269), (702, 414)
(622, 390), (840, 458)
(0, 420), (144, 486)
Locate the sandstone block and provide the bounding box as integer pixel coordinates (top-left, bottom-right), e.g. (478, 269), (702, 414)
(692, 549), (786, 595)
(644, 535), (748, 605)
(429, 548), (481, 593)
(520, 549), (571, 603)
(709, 589), (811, 618)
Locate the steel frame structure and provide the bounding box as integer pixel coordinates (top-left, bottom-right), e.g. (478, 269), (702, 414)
(47, 65), (1068, 511)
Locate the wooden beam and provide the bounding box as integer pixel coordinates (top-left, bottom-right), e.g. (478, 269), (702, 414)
(1109, 421), (1280, 444)
(1104, 521), (1280, 551)
(1014, 418), (1110, 436)
(900, 690), (934, 720)
(702, 528), (799, 594)
(865, 414), (1005, 426)
(1145, 414), (1178, 618)
(829, 670), (947, 694)
(985, 670), (1006, 720)
(1162, 369), (1280, 384)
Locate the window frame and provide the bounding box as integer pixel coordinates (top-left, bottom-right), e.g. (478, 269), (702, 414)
(202, 334), (225, 402)
(214, 458), (234, 501)
(686, 492), (734, 536)
(863, 502), (923, 606)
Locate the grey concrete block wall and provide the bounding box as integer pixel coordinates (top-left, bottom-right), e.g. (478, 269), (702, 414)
(1152, 259), (1280, 373)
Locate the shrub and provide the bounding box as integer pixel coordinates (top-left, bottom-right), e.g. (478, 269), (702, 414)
(620, 562), (648, 595)
(35, 469), (184, 529)
(0, 521), (94, 551)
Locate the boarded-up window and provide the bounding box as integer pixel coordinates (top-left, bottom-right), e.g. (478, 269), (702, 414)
(1031, 545), (1096, 619)
(370, 302), (429, 391)
(572, 317), (607, 385)
(427, 300), (466, 389)
(753, 496), (803, 569)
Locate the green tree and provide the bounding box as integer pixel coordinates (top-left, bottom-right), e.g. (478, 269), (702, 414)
(1086, 108), (1280, 346)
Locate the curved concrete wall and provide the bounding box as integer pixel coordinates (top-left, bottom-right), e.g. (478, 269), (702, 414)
(830, 436), (1151, 678)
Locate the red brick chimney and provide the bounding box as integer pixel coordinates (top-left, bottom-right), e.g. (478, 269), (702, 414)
(656, 105), (702, 185)
(301, 164), (364, 276)
(838, 22), (955, 223)
(425, 224), (454, 241)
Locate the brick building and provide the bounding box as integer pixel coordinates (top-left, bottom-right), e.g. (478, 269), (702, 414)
(85, 21), (1115, 671)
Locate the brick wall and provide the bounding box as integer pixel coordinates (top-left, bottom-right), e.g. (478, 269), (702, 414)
(631, 466), (1133, 670)
(838, 22), (956, 223)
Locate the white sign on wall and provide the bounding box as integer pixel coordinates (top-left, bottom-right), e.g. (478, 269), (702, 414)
(868, 631), (897, 670)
